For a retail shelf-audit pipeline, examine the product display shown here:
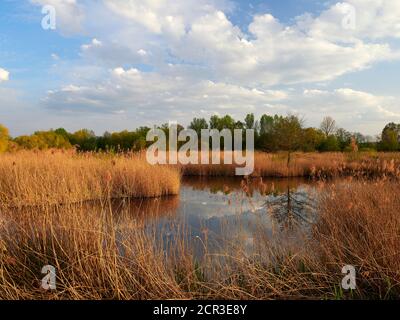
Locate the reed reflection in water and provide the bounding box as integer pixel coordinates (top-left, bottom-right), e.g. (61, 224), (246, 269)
(3, 177), (319, 261)
(114, 177), (319, 259)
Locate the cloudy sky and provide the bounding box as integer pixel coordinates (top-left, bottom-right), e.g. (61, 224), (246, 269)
(1, 0), (400, 136)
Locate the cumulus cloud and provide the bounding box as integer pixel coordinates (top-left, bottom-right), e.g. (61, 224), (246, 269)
(80, 38), (151, 66)
(43, 67), (288, 116)
(69, 1), (399, 86)
(299, 88), (400, 133)
(31, 0), (85, 34)
(299, 0), (400, 41)
(31, 0), (400, 134)
(103, 0), (232, 36)
(41, 66), (400, 134)
(174, 10), (391, 85)
(0, 68), (9, 82)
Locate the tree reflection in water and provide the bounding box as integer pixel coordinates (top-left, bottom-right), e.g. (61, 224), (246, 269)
(264, 184), (317, 232)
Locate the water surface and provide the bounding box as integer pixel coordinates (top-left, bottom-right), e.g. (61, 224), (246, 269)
(112, 177), (320, 257)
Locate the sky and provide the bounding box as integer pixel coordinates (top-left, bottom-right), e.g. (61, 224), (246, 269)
(1, 0), (400, 137)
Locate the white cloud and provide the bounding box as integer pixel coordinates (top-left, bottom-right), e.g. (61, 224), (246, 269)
(68, 1), (398, 87)
(0, 68), (9, 82)
(41, 66), (400, 134)
(31, 0), (85, 34)
(137, 49), (147, 56)
(299, 0), (400, 41)
(30, 0), (400, 135)
(299, 87), (400, 133)
(51, 53), (60, 60)
(176, 10), (391, 86)
(80, 38), (152, 67)
(103, 0), (231, 37)
(42, 67), (288, 118)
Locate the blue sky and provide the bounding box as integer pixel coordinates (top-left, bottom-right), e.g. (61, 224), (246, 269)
(1, 0), (400, 137)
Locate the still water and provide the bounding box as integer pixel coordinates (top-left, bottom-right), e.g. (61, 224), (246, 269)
(111, 177), (320, 257)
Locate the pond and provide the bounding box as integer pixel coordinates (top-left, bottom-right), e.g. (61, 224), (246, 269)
(111, 177), (321, 259)
(2, 176), (324, 263)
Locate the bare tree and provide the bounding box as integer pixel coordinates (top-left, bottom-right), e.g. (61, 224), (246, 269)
(320, 116), (337, 137)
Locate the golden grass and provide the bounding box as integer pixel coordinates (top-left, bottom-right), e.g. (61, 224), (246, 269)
(0, 177), (399, 299)
(312, 179), (400, 299)
(0, 197), (310, 299)
(0, 203), (190, 299)
(1, 150), (400, 299)
(0, 150), (180, 208)
(181, 151), (400, 178)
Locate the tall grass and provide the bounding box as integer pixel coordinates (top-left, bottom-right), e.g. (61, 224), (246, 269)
(0, 150), (180, 208)
(1, 177), (399, 299)
(1, 150), (400, 299)
(0, 203), (190, 299)
(312, 179), (400, 299)
(181, 151), (400, 178)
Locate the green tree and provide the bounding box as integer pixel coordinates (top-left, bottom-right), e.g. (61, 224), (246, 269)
(379, 123), (400, 151)
(353, 132), (367, 144)
(259, 114), (275, 135)
(335, 128), (352, 151)
(234, 120), (245, 130)
(14, 130), (71, 150)
(34, 131), (72, 149)
(209, 115), (236, 131)
(14, 135), (47, 150)
(271, 115), (304, 166)
(69, 129), (97, 151)
(54, 128), (70, 140)
(257, 114), (283, 150)
(189, 118), (208, 136)
(303, 127), (325, 152)
(97, 127), (150, 152)
(380, 130), (399, 151)
(209, 115), (220, 130)
(0, 124), (9, 153)
(319, 135), (341, 152)
(244, 113), (255, 130)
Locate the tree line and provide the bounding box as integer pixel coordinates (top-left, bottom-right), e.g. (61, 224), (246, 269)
(0, 114), (398, 153)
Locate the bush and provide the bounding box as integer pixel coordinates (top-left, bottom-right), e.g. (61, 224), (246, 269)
(0, 124), (9, 153)
(318, 136), (340, 152)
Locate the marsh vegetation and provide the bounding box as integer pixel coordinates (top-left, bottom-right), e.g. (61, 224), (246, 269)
(0, 151), (400, 299)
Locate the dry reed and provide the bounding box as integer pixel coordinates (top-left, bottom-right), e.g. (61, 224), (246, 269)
(311, 178), (400, 299)
(0, 177), (399, 299)
(1, 151), (400, 299)
(181, 151), (400, 179)
(0, 150), (180, 208)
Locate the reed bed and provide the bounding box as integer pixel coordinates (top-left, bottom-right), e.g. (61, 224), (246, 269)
(1, 150), (400, 299)
(312, 178), (400, 299)
(181, 151), (400, 178)
(0, 177), (399, 299)
(0, 203), (190, 299)
(0, 151), (180, 208)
